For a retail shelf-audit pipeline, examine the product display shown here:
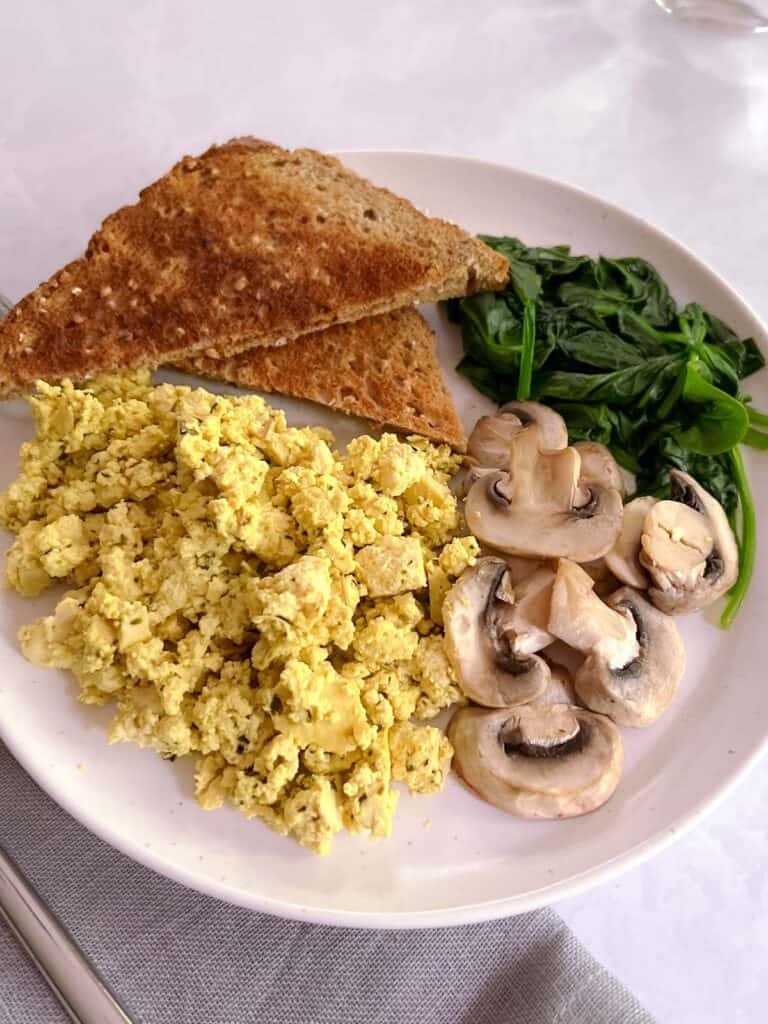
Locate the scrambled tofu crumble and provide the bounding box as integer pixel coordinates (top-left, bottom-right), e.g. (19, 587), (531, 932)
(1, 372), (479, 854)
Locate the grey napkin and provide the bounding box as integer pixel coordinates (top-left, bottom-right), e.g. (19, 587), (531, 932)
(0, 742), (653, 1024)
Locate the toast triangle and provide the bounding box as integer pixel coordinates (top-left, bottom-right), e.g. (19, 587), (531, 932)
(0, 138), (507, 397)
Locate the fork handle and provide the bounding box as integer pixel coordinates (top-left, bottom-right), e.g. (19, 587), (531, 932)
(0, 845), (133, 1024)
(0, 292), (131, 1021)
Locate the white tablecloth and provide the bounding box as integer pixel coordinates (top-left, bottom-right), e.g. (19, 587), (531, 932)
(1, 2), (767, 1020)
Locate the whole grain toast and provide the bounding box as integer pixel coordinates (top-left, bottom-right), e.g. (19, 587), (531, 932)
(176, 307), (467, 450)
(0, 138), (508, 398)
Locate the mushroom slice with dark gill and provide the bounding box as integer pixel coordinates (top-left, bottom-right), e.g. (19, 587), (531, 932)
(574, 586), (685, 727)
(448, 704), (623, 818)
(464, 427), (623, 562)
(461, 463), (499, 498)
(640, 470), (738, 614)
(442, 557), (550, 708)
(604, 495), (657, 589)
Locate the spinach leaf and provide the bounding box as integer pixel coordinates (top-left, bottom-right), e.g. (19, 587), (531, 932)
(675, 363), (749, 454)
(479, 237), (591, 281)
(703, 310), (765, 378)
(555, 329), (645, 370)
(458, 293), (524, 375)
(698, 342), (741, 395)
(535, 355), (683, 407)
(596, 256), (677, 325)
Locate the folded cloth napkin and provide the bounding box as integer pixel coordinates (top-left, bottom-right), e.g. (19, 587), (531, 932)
(0, 742), (653, 1024)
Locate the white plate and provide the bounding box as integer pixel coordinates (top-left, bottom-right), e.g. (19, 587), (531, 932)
(1, 152), (767, 928)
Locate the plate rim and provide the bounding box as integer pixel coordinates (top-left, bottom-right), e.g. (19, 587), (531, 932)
(2, 148), (768, 928)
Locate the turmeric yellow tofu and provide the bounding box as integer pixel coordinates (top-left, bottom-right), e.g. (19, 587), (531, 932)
(355, 536), (426, 598)
(1, 371), (478, 854)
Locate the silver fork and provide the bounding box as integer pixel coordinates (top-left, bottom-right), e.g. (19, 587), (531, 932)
(0, 844), (133, 1024)
(0, 293), (133, 1023)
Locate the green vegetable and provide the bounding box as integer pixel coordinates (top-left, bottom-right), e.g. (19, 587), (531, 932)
(448, 237), (767, 626)
(721, 447), (756, 629)
(743, 427), (768, 450)
(486, 239), (543, 400)
(675, 363), (749, 455)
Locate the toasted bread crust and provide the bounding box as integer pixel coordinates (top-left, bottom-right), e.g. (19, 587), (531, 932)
(0, 138), (507, 397)
(177, 307), (467, 450)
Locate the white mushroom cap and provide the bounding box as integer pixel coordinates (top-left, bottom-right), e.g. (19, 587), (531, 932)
(467, 413), (524, 469)
(465, 402), (568, 486)
(442, 557), (550, 708)
(574, 586), (685, 727)
(548, 559), (639, 669)
(573, 441), (626, 498)
(641, 471), (738, 614)
(604, 495), (658, 589)
(448, 704), (623, 819)
(497, 400), (568, 451)
(465, 427), (623, 562)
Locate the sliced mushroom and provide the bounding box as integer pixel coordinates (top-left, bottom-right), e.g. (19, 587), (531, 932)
(465, 427), (623, 562)
(641, 471), (738, 614)
(604, 495), (657, 589)
(448, 704), (623, 819)
(542, 639), (585, 676)
(497, 400), (568, 451)
(442, 557), (549, 708)
(538, 664), (578, 705)
(574, 586), (685, 727)
(580, 557), (619, 596)
(573, 441), (626, 498)
(461, 464), (500, 497)
(548, 559), (639, 669)
(502, 555), (550, 586)
(503, 565), (555, 655)
(467, 413), (523, 468)
(465, 402), (567, 485)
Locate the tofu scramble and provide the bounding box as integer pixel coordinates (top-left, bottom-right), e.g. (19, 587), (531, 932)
(0, 371), (479, 854)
